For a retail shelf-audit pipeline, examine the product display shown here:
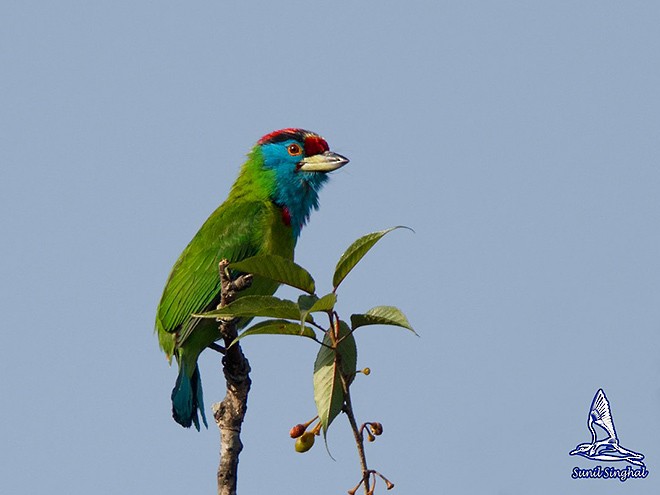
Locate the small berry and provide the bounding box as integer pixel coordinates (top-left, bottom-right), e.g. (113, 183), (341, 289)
(289, 424), (306, 438)
(370, 422), (383, 436)
(362, 367), (371, 375)
(295, 431), (315, 453)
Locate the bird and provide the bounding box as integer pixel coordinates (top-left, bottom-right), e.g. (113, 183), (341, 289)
(569, 389), (645, 466)
(156, 129), (349, 429)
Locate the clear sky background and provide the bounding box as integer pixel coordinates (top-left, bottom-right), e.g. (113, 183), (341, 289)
(2, 1), (659, 494)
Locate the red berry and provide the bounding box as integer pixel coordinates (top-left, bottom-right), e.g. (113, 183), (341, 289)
(289, 424), (306, 438)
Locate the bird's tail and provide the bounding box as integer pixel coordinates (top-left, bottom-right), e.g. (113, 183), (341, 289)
(171, 361), (208, 430)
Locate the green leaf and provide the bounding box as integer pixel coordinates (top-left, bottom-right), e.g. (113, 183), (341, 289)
(332, 226), (412, 290)
(230, 255), (315, 294)
(304, 293), (337, 315)
(229, 319), (317, 347)
(313, 321), (357, 435)
(350, 305), (417, 335)
(299, 293), (337, 337)
(336, 321), (357, 377)
(193, 295), (302, 320)
(297, 294), (319, 312)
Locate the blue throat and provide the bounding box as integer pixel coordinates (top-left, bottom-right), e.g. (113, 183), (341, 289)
(260, 142), (330, 239)
(272, 171), (328, 239)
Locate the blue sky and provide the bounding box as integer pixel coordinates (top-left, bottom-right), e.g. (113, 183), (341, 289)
(2, 1), (660, 494)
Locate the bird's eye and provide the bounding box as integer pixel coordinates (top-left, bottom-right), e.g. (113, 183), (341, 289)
(287, 143), (302, 156)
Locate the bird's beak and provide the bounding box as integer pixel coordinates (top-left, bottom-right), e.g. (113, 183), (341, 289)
(298, 151), (349, 172)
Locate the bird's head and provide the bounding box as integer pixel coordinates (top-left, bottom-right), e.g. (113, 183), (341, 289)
(258, 127), (348, 176)
(255, 128), (349, 236)
(568, 443), (596, 457)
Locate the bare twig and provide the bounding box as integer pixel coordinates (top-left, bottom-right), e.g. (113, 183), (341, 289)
(330, 309), (370, 494)
(331, 310), (392, 495)
(212, 259), (252, 495)
(341, 375), (371, 495)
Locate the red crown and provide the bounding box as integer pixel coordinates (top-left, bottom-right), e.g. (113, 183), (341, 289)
(258, 128), (329, 156)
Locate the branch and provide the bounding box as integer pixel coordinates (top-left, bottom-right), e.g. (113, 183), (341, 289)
(341, 371), (371, 495)
(332, 311), (393, 495)
(212, 260), (252, 495)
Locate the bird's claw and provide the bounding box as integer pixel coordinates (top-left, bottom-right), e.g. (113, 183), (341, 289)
(232, 273), (253, 291)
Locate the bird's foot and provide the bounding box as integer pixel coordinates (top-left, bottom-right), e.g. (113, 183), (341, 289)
(231, 273), (253, 291)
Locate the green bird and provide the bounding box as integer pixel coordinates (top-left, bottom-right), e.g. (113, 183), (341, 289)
(156, 128), (349, 429)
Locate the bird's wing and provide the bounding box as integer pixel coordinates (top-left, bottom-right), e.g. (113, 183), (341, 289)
(156, 200), (269, 336)
(589, 389), (617, 440)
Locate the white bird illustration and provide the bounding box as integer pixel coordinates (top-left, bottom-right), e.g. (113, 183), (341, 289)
(569, 389), (645, 467)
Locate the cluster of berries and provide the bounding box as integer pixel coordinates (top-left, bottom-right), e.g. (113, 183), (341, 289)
(289, 417), (322, 453)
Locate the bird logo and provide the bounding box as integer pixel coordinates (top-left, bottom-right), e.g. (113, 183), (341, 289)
(569, 389), (645, 467)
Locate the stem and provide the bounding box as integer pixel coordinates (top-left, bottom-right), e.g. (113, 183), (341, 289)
(212, 260), (252, 495)
(340, 371), (371, 494)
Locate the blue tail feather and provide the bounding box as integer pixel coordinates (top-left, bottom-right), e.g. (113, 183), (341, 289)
(171, 363), (208, 430)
